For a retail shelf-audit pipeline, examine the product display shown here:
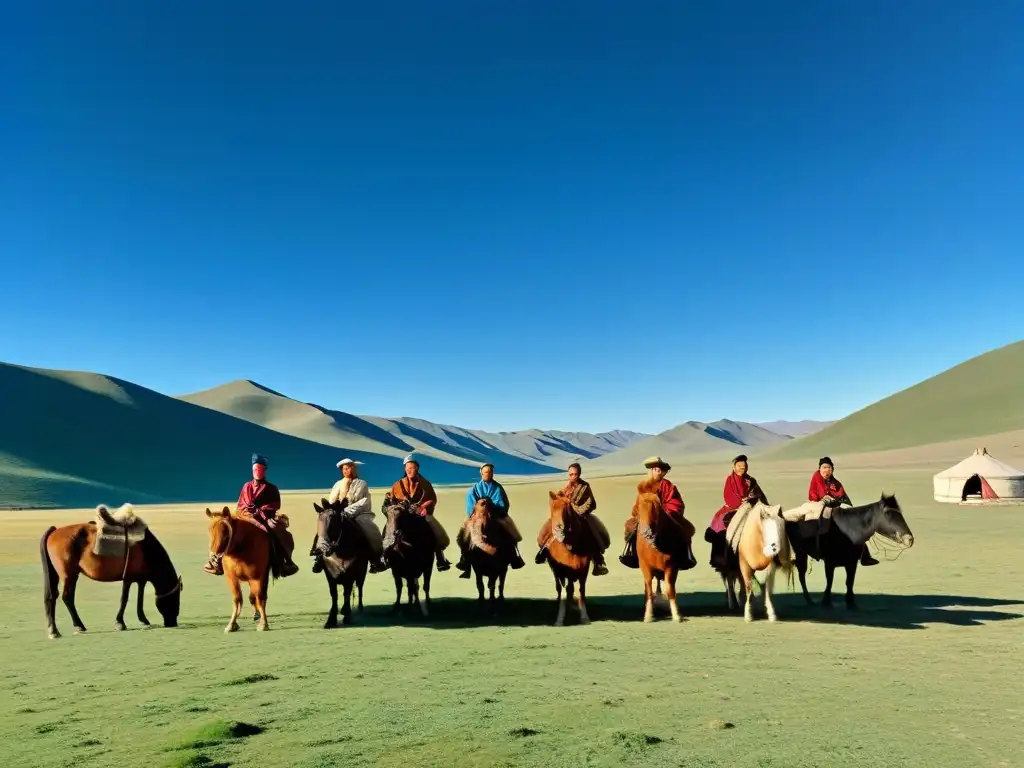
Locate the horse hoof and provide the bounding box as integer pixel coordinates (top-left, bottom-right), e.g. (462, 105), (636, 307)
(225, 623), (239, 633)
(48, 630), (61, 640)
(256, 623), (269, 632)
(579, 616), (591, 626)
(767, 614), (778, 622)
(643, 615), (654, 624)
(323, 621), (337, 630)
(115, 622), (126, 632)
(74, 627), (87, 635)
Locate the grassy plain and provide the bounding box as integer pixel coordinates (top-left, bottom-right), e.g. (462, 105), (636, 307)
(2, 448), (1023, 768)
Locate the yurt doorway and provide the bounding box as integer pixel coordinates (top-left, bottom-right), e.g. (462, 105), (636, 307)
(962, 474), (982, 501)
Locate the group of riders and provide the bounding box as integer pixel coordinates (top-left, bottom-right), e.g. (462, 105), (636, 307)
(202, 449), (876, 580)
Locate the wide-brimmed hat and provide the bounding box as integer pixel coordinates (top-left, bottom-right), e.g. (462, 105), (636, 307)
(337, 458), (362, 468)
(643, 456), (671, 471)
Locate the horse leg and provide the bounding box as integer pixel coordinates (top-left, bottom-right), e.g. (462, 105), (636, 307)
(488, 574), (497, 614)
(797, 551), (814, 606)
(577, 574), (590, 625)
(43, 555), (61, 640)
(844, 559), (859, 610)
(225, 572), (242, 633)
(641, 564), (655, 623)
(475, 569), (485, 606)
(665, 567), (681, 623)
(565, 579), (576, 625)
(822, 559), (836, 608)
(764, 564), (778, 622)
(254, 578), (270, 631)
(250, 591), (260, 623)
(357, 569), (365, 612)
(498, 569), (506, 603)
(392, 571), (404, 614)
(740, 559), (755, 623)
(324, 576), (339, 629)
(115, 580), (131, 631)
(553, 573), (566, 626)
(136, 581), (150, 626)
(62, 570), (87, 633)
(341, 578), (354, 626)
(422, 563), (433, 617)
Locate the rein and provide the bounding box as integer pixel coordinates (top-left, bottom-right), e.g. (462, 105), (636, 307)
(155, 576), (182, 600)
(211, 517), (235, 561)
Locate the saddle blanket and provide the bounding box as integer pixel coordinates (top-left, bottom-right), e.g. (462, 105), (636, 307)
(780, 501), (830, 523)
(92, 504), (148, 558)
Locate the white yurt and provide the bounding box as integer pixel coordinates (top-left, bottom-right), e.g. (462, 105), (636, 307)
(933, 447), (1024, 504)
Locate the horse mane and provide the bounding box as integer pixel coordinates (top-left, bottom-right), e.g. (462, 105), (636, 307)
(467, 499), (497, 555)
(636, 478), (661, 496)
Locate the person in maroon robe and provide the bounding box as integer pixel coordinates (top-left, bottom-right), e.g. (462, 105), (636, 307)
(808, 457), (877, 566)
(705, 455), (768, 569)
(618, 456), (696, 570)
(204, 454), (299, 577)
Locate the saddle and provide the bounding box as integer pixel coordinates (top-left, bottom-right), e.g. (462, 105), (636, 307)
(92, 504), (148, 558)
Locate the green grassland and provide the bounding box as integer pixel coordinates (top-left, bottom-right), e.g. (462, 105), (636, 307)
(2, 458), (1022, 768)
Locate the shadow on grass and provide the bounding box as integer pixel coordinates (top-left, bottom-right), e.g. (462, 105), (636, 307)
(277, 591), (1024, 631)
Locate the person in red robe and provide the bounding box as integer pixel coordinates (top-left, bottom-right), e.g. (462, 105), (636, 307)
(705, 455), (768, 569)
(618, 456), (696, 570)
(204, 454), (299, 577)
(808, 457), (877, 566)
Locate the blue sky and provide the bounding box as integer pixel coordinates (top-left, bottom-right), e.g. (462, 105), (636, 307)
(1, 2), (1022, 434)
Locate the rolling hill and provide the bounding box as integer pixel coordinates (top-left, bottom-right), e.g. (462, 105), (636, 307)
(0, 363), (555, 509)
(181, 380), (650, 470)
(754, 420), (833, 438)
(766, 339), (1024, 459)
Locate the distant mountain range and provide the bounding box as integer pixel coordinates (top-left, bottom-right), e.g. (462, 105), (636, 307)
(0, 363), (829, 508)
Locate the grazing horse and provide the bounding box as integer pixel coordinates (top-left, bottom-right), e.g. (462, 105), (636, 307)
(313, 498), (369, 629)
(463, 498), (513, 614)
(382, 495), (436, 618)
(540, 491), (592, 626)
(205, 506), (285, 632)
(787, 494), (914, 609)
(715, 502), (794, 622)
(634, 479), (696, 623)
(40, 505), (182, 639)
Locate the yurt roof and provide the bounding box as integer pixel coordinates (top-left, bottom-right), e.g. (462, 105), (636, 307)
(933, 448), (1024, 480)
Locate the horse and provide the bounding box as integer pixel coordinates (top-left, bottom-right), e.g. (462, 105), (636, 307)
(381, 495), (436, 618)
(205, 506), (286, 632)
(539, 491), (592, 626)
(786, 494), (914, 609)
(462, 498), (513, 614)
(634, 479), (696, 623)
(40, 504), (183, 639)
(313, 498), (369, 628)
(714, 501), (794, 622)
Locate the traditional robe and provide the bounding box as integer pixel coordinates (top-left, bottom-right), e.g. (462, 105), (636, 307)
(709, 472), (767, 533)
(625, 479), (693, 542)
(540, 480), (609, 551)
(237, 479), (281, 523)
(390, 474), (438, 512)
(466, 480), (510, 517)
(561, 479), (597, 516)
(808, 472), (850, 504)
(325, 477), (381, 556)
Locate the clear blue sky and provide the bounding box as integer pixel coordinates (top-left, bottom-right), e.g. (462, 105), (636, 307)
(1, 2), (1022, 434)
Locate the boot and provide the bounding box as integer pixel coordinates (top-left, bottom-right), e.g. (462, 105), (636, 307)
(369, 555), (389, 574)
(280, 558), (300, 577)
(310, 534), (325, 573)
(435, 551), (451, 571)
(509, 545), (526, 570)
(860, 546), (879, 566)
(535, 546), (548, 565)
(203, 553), (223, 575)
(457, 548), (471, 578)
(592, 552), (608, 576)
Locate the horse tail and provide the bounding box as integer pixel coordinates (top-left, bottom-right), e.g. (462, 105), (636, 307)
(40, 526), (59, 604)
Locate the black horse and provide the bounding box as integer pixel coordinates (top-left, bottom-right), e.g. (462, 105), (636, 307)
(787, 494), (914, 609)
(312, 498), (369, 628)
(381, 495), (436, 618)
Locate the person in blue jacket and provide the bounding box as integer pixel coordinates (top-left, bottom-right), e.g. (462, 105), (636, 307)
(456, 462), (526, 576)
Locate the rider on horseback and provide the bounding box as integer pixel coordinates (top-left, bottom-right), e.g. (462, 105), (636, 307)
(620, 456), (697, 569)
(383, 455), (452, 571)
(705, 454), (768, 570)
(809, 457), (878, 566)
(456, 462), (526, 576)
(204, 453), (300, 577)
(535, 463), (610, 575)
(311, 458), (388, 574)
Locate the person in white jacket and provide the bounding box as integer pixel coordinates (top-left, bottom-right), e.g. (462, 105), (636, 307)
(312, 458), (388, 573)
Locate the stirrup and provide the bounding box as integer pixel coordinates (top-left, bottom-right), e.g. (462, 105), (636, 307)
(534, 547), (547, 565)
(436, 555), (451, 571)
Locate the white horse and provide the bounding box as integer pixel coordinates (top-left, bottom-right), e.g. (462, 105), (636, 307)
(722, 502), (795, 622)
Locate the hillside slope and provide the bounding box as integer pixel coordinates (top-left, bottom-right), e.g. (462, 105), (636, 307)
(767, 340), (1024, 459)
(0, 364), (548, 509)
(755, 420), (834, 438)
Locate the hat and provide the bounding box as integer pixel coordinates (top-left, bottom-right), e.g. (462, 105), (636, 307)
(403, 454), (419, 466)
(251, 454), (268, 467)
(643, 456), (671, 471)
(733, 454), (748, 465)
(336, 458), (361, 468)
(818, 456), (834, 468)
(480, 462), (495, 470)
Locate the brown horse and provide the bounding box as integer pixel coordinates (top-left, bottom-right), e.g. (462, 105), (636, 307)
(461, 498), (512, 614)
(716, 501), (795, 622)
(539, 491), (591, 626)
(205, 506), (286, 632)
(634, 479), (696, 623)
(40, 505), (183, 639)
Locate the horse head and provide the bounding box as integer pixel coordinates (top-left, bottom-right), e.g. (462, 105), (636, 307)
(313, 498), (346, 553)
(382, 497), (420, 552)
(877, 494), (914, 547)
(757, 504), (788, 559)
(204, 506), (234, 556)
(634, 480), (663, 544)
(547, 491), (578, 544)
(467, 499), (498, 555)
(154, 574), (183, 627)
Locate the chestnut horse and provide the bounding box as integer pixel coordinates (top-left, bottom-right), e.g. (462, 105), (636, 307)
(313, 498), (368, 628)
(205, 506), (285, 632)
(382, 495), (435, 618)
(539, 491), (591, 626)
(634, 479), (696, 623)
(716, 501), (794, 622)
(40, 506), (182, 639)
(463, 498), (512, 614)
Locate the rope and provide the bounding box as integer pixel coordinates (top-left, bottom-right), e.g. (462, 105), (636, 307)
(867, 533), (912, 562)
